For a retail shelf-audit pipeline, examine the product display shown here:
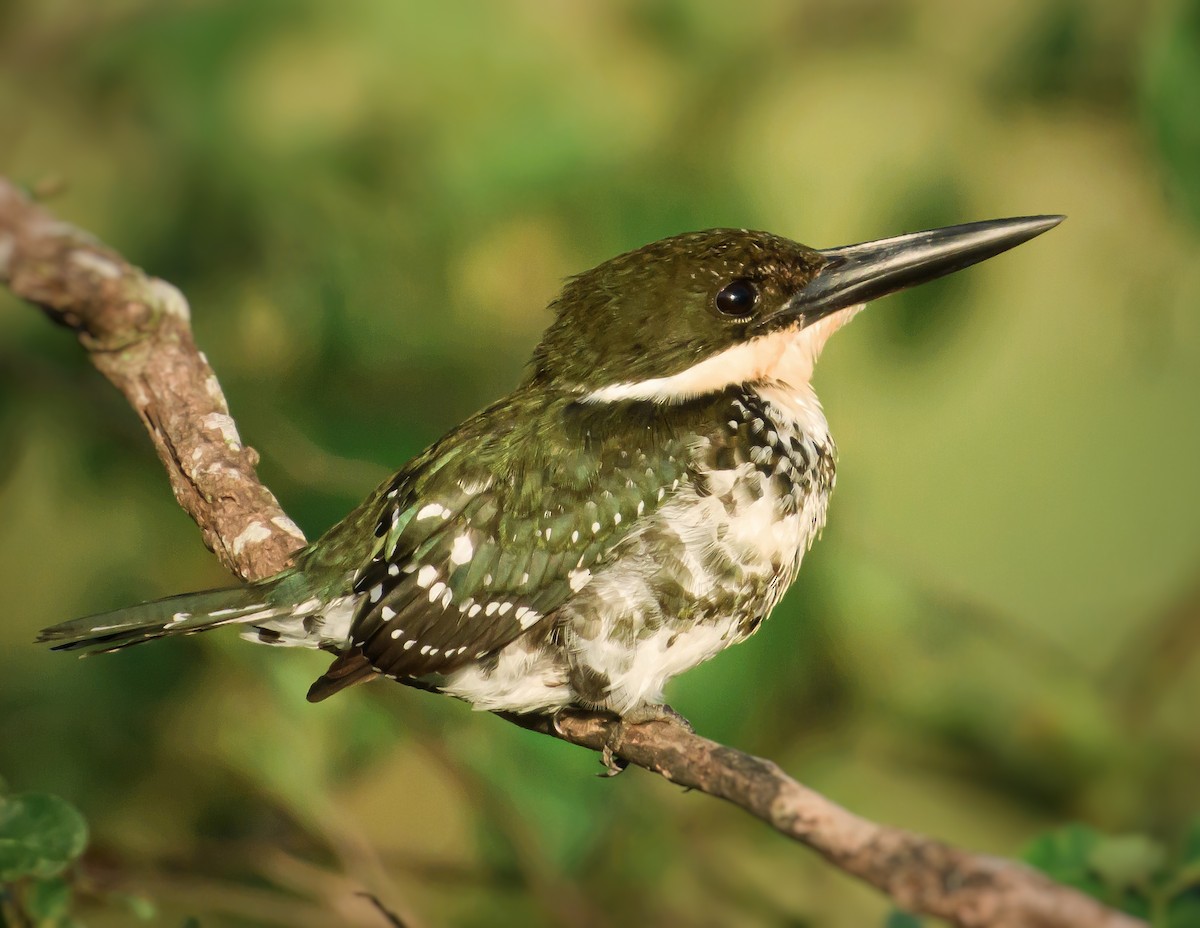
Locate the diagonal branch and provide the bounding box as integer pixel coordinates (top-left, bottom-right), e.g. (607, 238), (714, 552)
(0, 178), (303, 581)
(0, 176), (1144, 928)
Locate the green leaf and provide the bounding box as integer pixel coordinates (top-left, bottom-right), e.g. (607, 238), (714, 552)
(883, 911), (923, 928)
(1088, 834), (1166, 891)
(0, 794), (88, 882)
(124, 893), (158, 921)
(1023, 824), (1101, 883)
(23, 877), (71, 922)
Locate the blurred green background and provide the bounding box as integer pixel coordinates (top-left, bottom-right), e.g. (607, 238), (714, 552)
(2, 1), (1199, 926)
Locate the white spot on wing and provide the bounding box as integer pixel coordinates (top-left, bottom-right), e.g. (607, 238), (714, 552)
(515, 606), (540, 629)
(416, 503), (448, 521)
(450, 534), (474, 565)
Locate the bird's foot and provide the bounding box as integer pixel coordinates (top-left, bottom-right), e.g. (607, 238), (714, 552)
(550, 705), (592, 737)
(548, 706), (629, 775)
(619, 702), (694, 732)
(599, 741), (627, 777)
(550, 703), (691, 776)
(597, 703), (693, 777)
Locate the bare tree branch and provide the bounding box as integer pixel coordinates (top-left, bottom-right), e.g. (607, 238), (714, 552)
(0, 176), (1145, 928)
(0, 178), (304, 580)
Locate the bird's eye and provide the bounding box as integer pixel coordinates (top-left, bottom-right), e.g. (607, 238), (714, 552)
(714, 278), (758, 317)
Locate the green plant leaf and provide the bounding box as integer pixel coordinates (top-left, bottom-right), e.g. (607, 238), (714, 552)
(124, 893), (158, 921)
(23, 877), (71, 922)
(1023, 824), (1101, 882)
(1088, 834), (1166, 891)
(0, 794), (88, 882)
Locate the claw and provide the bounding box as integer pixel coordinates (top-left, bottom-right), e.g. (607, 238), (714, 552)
(599, 742), (628, 777)
(550, 706), (598, 738)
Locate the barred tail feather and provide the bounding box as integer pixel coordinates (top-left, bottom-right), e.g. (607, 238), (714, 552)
(37, 587), (288, 654)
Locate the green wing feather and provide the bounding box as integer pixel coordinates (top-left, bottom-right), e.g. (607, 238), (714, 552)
(302, 392), (694, 680)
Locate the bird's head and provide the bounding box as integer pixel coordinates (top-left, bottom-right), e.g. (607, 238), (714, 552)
(529, 216), (1063, 403)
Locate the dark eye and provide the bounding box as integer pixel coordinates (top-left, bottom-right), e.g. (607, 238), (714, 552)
(715, 278), (758, 317)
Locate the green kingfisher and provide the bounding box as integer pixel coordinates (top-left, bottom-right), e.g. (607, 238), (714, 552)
(39, 216), (1062, 725)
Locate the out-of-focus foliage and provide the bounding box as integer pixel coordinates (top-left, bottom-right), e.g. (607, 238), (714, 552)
(0, 792), (87, 883)
(1144, 0), (1200, 228)
(1, 1), (1198, 926)
(0, 789), (88, 926)
(1024, 822), (1200, 927)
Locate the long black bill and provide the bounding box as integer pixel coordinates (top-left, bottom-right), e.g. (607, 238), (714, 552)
(770, 215), (1064, 329)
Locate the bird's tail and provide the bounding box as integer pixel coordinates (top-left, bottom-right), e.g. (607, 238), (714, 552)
(37, 586), (292, 655)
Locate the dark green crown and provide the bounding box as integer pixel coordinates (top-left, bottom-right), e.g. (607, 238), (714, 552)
(527, 229), (826, 392)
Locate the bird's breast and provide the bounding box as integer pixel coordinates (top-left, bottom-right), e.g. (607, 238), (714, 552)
(689, 385), (836, 574)
(568, 386), (836, 643)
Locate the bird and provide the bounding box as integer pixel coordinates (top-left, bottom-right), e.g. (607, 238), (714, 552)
(39, 216), (1063, 730)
